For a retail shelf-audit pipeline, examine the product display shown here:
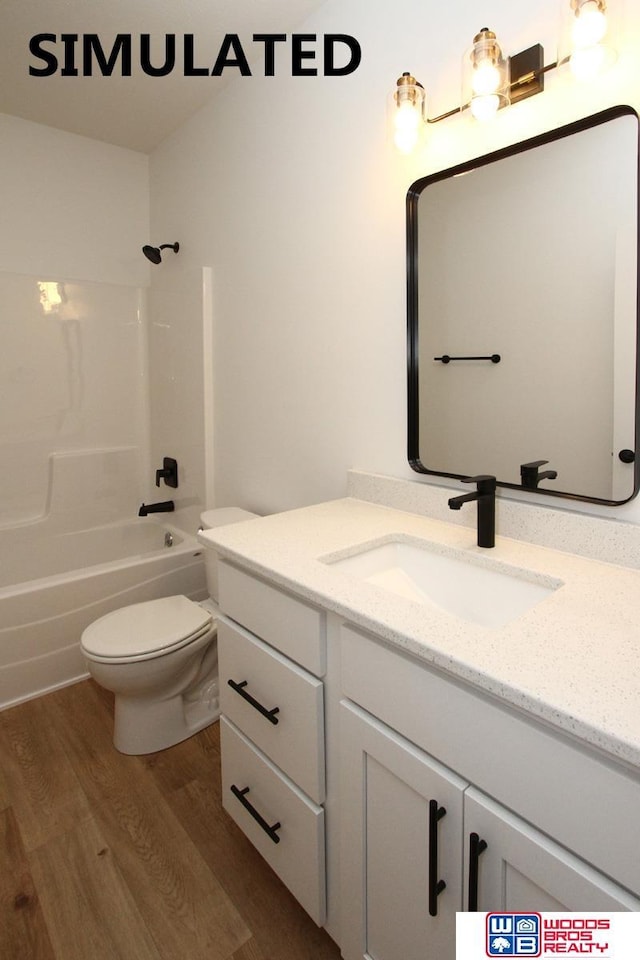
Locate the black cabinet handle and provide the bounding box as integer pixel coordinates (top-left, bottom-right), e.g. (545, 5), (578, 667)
(468, 832), (488, 911)
(428, 799), (447, 916)
(230, 784), (281, 844)
(227, 679), (280, 725)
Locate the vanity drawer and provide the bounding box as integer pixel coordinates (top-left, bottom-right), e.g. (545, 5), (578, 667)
(218, 560), (324, 676)
(220, 717), (326, 926)
(219, 619), (325, 803)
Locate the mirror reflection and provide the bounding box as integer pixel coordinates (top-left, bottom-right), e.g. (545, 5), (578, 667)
(407, 107), (639, 505)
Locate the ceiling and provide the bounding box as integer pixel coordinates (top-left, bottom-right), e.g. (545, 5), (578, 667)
(0, 0), (327, 153)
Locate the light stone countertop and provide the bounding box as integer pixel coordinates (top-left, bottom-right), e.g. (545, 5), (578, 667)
(199, 497), (640, 771)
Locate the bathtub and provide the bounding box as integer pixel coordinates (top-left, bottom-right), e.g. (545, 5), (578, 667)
(0, 519), (207, 710)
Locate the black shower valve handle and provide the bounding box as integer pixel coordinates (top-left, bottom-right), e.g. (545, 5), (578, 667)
(155, 457), (178, 488)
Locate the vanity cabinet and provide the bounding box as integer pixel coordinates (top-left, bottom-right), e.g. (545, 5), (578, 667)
(216, 560), (327, 925)
(339, 624), (640, 960)
(213, 553), (640, 959)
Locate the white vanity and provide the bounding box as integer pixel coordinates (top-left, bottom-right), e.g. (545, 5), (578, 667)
(198, 489), (640, 960)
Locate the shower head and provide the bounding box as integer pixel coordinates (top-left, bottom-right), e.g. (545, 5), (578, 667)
(142, 242), (180, 264)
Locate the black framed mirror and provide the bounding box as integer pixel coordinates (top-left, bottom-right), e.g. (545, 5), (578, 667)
(407, 106), (640, 505)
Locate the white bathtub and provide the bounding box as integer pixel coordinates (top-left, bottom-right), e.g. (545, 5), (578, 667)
(0, 519), (207, 710)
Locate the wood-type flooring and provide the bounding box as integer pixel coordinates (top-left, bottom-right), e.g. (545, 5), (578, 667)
(0, 679), (342, 960)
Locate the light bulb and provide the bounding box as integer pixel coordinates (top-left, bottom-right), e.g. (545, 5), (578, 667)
(570, 43), (607, 78)
(572, 0), (607, 48)
(465, 29), (508, 121)
(472, 60), (501, 97)
(470, 94), (500, 122)
(394, 100), (421, 153)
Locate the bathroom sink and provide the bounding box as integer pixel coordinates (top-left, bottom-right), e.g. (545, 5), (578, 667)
(323, 539), (561, 629)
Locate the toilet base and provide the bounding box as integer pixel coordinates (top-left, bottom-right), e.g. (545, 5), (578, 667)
(113, 689), (220, 755)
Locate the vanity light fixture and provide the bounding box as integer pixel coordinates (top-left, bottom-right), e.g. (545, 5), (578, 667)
(392, 0), (616, 151)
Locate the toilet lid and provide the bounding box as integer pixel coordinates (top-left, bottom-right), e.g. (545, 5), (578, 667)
(81, 595), (214, 660)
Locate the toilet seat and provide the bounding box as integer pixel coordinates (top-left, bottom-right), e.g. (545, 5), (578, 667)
(81, 595), (216, 664)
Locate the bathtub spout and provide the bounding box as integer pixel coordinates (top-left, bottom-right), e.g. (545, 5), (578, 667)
(138, 500), (175, 516)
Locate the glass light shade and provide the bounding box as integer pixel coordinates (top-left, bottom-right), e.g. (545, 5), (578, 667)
(570, 43), (608, 78)
(393, 73), (426, 153)
(571, 0), (607, 46)
(462, 29), (510, 122)
(470, 95), (501, 122)
(563, 0), (617, 80)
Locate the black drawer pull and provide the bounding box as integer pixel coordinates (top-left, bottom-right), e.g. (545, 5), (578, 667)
(468, 832), (488, 911)
(227, 679), (280, 725)
(230, 784), (281, 844)
(428, 799), (447, 916)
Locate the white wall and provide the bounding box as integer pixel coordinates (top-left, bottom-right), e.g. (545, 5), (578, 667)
(0, 114), (149, 287)
(149, 0), (640, 521)
(0, 114), (150, 525)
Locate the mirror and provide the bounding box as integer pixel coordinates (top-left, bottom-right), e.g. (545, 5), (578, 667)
(407, 106), (640, 505)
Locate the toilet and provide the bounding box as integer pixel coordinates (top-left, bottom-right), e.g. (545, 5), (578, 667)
(80, 507), (257, 755)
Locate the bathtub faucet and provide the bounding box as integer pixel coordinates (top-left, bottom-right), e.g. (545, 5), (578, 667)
(138, 500), (175, 516)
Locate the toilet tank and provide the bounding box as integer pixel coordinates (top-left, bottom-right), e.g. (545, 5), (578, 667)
(199, 507), (259, 602)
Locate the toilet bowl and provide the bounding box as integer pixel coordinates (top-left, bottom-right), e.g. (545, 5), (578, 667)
(80, 507), (257, 755)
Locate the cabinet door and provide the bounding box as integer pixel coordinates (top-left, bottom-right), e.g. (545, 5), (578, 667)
(464, 787), (640, 912)
(340, 701), (467, 960)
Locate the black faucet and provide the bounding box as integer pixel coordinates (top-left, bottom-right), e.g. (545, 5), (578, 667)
(138, 500), (175, 517)
(520, 459), (558, 489)
(448, 475), (496, 548)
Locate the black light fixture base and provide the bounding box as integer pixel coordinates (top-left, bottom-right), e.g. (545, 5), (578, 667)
(509, 43), (545, 103)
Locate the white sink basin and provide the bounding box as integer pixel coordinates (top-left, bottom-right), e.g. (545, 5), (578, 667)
(323, 539), (561, 629)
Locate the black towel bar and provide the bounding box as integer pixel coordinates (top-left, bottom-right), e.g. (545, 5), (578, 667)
(434, 354), (501, 364)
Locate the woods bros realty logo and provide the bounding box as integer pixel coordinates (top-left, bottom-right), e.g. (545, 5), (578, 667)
(456, 913), (640, 959)
(27, 32), (362, 78)
(486, 913), (613, 956)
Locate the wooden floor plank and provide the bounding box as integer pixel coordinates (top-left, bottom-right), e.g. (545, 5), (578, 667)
(29, 815), (162, 960)
(168, 774), (341, 960)
(0, 679), (340, 960)
(231, 937), (268, 960)
(45, 678), (154, 807)
(0, 807), (56, 960)
(91, 789), (251, 960)
(47, 681), (251, 960)
(142, 720), (219, 796)
(0, 694), (92, 851)
(0, 753), (10, 812)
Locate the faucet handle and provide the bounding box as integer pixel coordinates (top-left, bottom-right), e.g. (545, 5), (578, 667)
(155, 457), (178, 489)
(520, 459), (557, 489)
(462, 474), (496, 494)
(521, 459), (549, 472)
